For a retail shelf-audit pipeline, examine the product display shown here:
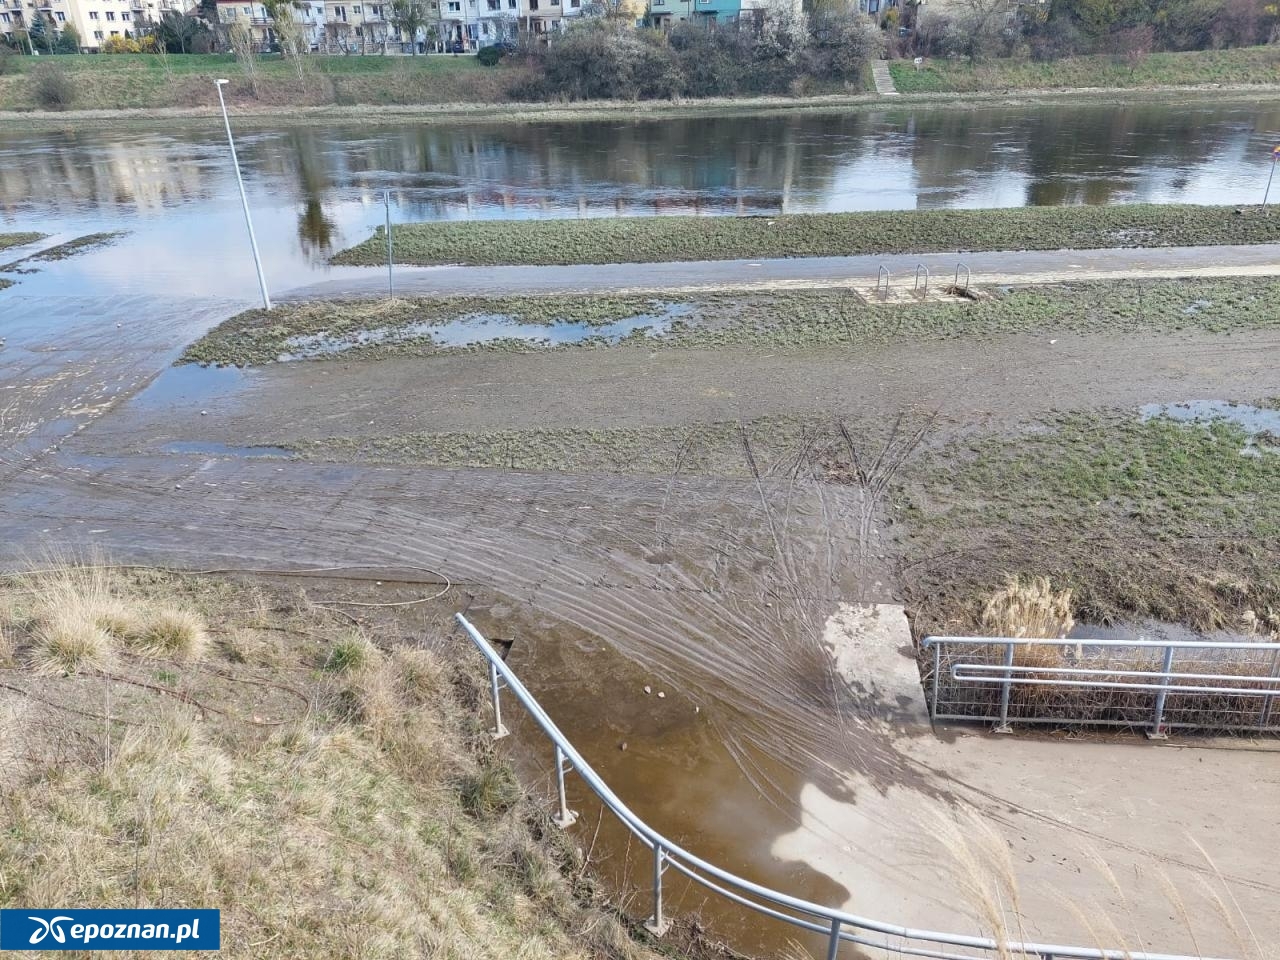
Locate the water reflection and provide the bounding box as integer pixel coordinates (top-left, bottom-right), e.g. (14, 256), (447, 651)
(2, 100), (1278, 297)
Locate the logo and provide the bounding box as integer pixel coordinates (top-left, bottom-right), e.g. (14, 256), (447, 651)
(0, 910), (220, 952)
(27, 917), (73, 945)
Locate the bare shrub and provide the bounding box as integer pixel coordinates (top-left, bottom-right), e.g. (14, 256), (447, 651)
(31, 64), (76, 111)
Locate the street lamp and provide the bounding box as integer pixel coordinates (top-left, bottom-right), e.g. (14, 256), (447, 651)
(214, 78), (271, 311)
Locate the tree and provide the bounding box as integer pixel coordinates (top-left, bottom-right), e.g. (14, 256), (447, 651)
(228, 20), (260, 96)
(583, 0), (645, 21)
(156, 10), (212, 53)
(1110, 22), (1153, 74)
(26, 12), (53, 54)
(389, 0), (429, 53)
(54, 23), (81, 53)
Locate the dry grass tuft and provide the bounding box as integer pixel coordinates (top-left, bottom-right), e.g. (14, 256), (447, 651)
(29, 612), (113, 676)
(131, 607), (208, 661)
(324, 630), (380, 674)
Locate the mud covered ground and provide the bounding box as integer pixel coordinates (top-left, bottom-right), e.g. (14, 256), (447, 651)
(5, 272), (1280, 957)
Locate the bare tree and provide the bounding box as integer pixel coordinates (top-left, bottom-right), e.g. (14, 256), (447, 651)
(1111, 23), (1154, 77)
(228, 21), (260, 97)
(389, 0), (429, 53)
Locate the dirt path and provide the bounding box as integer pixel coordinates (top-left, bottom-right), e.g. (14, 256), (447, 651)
(282, 242), (1280, 300)
(77, 328), (1280, 455)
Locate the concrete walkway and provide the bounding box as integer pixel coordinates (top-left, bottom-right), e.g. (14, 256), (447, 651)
(281, 242), (1280, 300)
(871, 60), (899, 96)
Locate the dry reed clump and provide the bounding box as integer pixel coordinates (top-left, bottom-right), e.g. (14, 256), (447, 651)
(982, 575), (1075, 640)
(29, 613), (113, 676)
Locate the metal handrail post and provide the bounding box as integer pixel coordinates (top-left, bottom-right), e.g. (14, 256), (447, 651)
(645, 843), (670, 935)
(995, 641), (1015, 734)
(877, 265), (890, 300)
(489, 660), (509, 739)
(1262, 649), (1280, 728)
(931, 641), (942, 720)
(553, 744), (578, 828)
(915, 263), (929, 295)
(1147, 645), (1175, 740)
(826, 918), (842, 960)
(955, 263), (970, 290)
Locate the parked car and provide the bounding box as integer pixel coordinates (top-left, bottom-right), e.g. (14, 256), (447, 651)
(445, 39), (467, 53)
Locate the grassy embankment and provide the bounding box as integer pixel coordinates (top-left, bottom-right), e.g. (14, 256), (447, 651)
(890, 43), (1280, 93)
(0, 563), (691, 959)
(184, 276), (1280, 366)
(334, 204), (1280, 267)
(896, 408), (1280, 637)
(0, 53), (515, 111)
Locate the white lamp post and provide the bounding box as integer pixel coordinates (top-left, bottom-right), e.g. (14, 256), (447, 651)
(214, 79), (271, 310)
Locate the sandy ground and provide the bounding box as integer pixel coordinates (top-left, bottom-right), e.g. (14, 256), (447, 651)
(3, 268), (1279, 957)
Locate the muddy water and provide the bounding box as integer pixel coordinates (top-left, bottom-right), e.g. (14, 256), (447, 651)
(4, 100), (1280, 301)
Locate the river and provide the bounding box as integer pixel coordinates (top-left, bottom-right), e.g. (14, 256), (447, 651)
(2, 99), (1279, 299)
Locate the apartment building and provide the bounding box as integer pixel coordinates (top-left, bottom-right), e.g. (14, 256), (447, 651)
(1, 0), (185, 50)
(216, 0), (325, 49)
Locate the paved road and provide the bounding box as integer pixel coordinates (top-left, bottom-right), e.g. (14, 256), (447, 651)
(282, 242), (1280, 300)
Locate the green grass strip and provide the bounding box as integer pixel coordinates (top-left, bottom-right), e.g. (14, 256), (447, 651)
(332, 204), (1280, 267)
(0, 232), (45, 252)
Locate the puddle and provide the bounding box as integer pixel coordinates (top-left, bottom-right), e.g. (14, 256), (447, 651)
(134, 363), (249, 410)
(1068, 619), (1263, 647)
(1140, 400), (1280, 455)
(274, 303), (695, 361)
(160, 441), (292, 459)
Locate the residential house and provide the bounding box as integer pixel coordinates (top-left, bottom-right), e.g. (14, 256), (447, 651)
(518, 0), (582, 41)
(322, 0), (391, 52)
(215, 0), (274, 47)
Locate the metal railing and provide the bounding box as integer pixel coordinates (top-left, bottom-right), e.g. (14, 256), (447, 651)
(923, 635), (1280, 737)
(914, 263), (929, 295)
(455, 614), (1228, 960)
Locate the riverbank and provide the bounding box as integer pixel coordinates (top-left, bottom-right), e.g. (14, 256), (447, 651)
(6, 80), (1280, 129)
(332, 205), (1280, 268)
(0, 52), (515, 112)
(892, 44), (1280, 94)
(0, 563), (696, 960)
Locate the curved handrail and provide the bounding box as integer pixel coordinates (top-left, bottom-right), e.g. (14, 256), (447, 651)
(455, 614), (1229, 960)
(877, 264), (891, 301)
(914, 263), (929, 294)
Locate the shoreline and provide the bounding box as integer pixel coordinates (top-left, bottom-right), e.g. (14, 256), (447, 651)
(6, 82), (1280, 129)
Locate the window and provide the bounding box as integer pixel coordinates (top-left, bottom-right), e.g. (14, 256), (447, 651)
(487, 0), (497, 9)
(0, 12), (9, 21)
(109, 27), (117, 33)
(528, 0), (536, 8)
(120, 10), (129, 18)
(242, 4), (250, 11)
(351, 4), (359, 11)
(55, 8), (64, 16)
(446, 1), (458, 10)
(88, 9), (98, 17)
(105, 10), (115, 18)
(507, 0), (515, 8)
(93, 27), (102, 36)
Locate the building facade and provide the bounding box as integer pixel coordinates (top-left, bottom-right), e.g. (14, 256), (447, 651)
(3, 0), (185, 51)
